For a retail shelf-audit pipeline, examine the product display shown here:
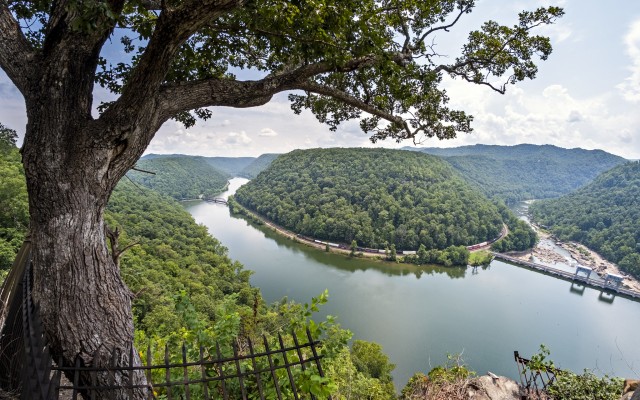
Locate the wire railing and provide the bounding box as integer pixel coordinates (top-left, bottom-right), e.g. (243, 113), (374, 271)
(50, 329), (326, 400)
(0, 242), (328, 400)
(514, 351), (558, 400)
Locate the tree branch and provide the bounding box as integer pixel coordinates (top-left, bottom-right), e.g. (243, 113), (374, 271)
(98, 0), (246, 159)
(413, 3), (472, 51)
(105, 225), (139, 268)
(0, 0), (36, 92)
(114, 0), (245, 107)
(295, 81), (411, 137)
(156, 53), (409, 120)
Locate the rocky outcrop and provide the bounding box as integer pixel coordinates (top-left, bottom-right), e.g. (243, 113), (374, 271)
(624, 381), (640, 400)
(465, 375), (521, 400)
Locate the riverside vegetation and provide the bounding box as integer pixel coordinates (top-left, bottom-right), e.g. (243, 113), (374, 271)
(234, 148), (536, 265)
(530, 161), (640, 279)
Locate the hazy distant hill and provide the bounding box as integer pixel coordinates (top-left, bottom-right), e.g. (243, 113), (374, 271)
(235, 148), (512, 251)
(129, 156), (229, 199)
(404, 144), (626, 203)
(239, 153), (280, 178)
(203, 157), (255, 176)
(530, 161), (640, 278)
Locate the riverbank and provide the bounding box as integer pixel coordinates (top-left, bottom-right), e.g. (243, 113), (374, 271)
(230, 198), (500, 262)
(230, 199), (388, 260)
(510, 225), (640, 292)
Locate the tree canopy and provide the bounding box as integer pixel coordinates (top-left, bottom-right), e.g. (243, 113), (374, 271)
(128, 155), (230, 199)
(235, 148), (505, 250)
(3, 1), (563, 143)
(239, 153), (281, 179)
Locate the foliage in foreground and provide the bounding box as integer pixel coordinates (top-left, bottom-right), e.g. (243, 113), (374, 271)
(0, 139), (28, 277)
(525, 345), (623, 400)
(530, 161), (640, 278)
(400, 354), (474, 400)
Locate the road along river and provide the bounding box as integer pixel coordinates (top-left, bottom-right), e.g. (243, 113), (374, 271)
(184, 178), (640, 388)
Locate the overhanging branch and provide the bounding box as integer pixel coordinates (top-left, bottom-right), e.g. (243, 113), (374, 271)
(296, 81), (411, 137)
(155, 52), (411, 121)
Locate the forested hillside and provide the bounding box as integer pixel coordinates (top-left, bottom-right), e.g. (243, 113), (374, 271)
(128, 156), (229, 199)
(0, 141), (28, 276)
(234, 148), (507, 250)
(0, 146), (397, 398)
(203, 156), (255, 176)
(530, 162), (640, 278)
(407, 144), (625, 203)
(239, 153), (280, 178)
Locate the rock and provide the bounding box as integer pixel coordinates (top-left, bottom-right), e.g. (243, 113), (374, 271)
(624, 379), (640, 396)
(465, 375), (521, 400)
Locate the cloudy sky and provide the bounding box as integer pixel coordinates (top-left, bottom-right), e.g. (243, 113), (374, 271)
(2, 0), (640, 159)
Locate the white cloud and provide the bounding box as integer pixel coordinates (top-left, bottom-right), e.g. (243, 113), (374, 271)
(538, 22), (573, 44)
(259, 128), (278, 137)
(617, 18), (640, 102)
(224, 131), (252, 145)
(440, 75), (640, 158)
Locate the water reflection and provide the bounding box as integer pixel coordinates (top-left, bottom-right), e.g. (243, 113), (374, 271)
(233, 212), (467, 279)
(570, 282), (586, 296)
(185, 178), (640, 389)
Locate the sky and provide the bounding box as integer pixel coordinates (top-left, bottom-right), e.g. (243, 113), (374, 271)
(1, 0), (640, 159)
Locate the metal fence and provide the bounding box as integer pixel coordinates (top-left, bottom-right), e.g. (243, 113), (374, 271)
(49, 329), (326, 400)
(1, 242), (328, 400)
(514, 351), (558, 400)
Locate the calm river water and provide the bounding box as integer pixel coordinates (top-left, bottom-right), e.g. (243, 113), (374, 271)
(184, 178), (640, 388)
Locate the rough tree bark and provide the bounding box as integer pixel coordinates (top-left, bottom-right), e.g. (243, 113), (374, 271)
(20, 42), (152, 398)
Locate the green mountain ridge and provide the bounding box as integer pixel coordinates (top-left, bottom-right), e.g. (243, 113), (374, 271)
(403, 144), (626, 203)
(239, 153), (280, 178)
(530, 161), (640, 278)
(129, 156), (229, 199)
(234, 148), (511, 251)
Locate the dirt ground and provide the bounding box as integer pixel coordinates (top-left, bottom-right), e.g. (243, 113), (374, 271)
(512, 227), (640, 292)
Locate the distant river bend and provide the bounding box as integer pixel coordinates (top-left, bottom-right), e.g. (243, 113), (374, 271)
(184, 178), (640, 388)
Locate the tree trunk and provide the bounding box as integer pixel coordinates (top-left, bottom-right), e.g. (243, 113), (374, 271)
(21, 94), (148, 398)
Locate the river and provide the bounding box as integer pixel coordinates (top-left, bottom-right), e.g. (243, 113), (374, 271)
(185, 178), (640, 388)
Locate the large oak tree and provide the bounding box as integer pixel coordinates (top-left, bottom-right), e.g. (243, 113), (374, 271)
(0, 0), (563, 395)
